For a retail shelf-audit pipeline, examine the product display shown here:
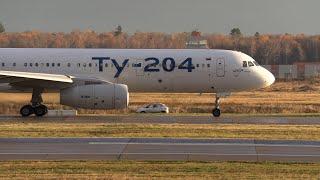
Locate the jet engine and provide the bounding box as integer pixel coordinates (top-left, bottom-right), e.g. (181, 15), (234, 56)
(60, 84), (129, 109)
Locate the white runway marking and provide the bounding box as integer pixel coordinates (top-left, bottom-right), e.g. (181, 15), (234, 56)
(88, 142), (320, 148)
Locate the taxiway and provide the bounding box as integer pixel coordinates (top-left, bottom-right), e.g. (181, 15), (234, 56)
(1, 138), (320, 162)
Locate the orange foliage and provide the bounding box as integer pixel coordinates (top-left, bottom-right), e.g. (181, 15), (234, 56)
(0, 31), (320, 65)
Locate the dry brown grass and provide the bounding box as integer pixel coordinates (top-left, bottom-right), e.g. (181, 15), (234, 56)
(1, 122), (320, 140)
(0, 161), (319, 179)
(0, 81), (320, 115)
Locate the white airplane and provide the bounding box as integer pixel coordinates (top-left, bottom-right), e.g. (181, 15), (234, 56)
(0, 48), (275, 117)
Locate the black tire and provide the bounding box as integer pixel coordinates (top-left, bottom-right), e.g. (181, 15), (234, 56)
(20, 105), (34, 117)
(212, 108), (221, 117)
(140, 111), (146, 113)
(34, 105), (48, 117)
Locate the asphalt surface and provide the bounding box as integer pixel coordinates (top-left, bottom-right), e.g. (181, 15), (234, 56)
(1, 138), (320, 162)
(0, 115), (320, 125)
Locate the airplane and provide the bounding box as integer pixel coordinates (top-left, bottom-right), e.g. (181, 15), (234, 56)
(0, 48), (275, 117)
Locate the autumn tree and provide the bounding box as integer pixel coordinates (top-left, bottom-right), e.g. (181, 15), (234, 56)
(0, 22), (5, 33)
(82, 30), (100, 48)
(0, 30), (319, 65)
(68, 30), (85, 48)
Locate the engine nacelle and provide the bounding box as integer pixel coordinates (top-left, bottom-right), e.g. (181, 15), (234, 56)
(60, 84), (129, 109)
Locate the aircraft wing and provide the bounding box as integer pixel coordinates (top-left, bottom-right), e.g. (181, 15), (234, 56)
(0, 70), (74, 89)
(0, 70), (113, 90)
(0, 70), (73, 83)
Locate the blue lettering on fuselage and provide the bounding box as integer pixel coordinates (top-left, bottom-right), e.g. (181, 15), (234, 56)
(111, 59), (129, 78)
(92, 57), (194, 78)
(92, 57), (110, 72)
(92, 57), (129, 78)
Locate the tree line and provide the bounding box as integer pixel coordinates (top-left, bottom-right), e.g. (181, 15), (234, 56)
(0, 29), (320, 65)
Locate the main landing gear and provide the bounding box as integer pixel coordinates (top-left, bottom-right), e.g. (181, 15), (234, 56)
(20, 88), (48, 117)
(212, 92), (231, 118)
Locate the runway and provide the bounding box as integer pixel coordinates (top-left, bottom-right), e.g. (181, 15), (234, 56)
(1, 138), (320, 162)
(0, 115), (320, 125)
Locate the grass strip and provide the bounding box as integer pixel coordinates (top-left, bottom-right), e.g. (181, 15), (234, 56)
(0, 161), (319, 179)
(0, 123), (320, 140)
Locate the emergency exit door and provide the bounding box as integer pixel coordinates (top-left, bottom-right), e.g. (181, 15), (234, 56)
(216, 58), (225, 77)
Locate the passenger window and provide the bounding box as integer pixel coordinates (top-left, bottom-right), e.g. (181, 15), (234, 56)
(196, 64), (199, 68)
(46, 63), (50, 67)
(77, 63), (80, 67)
(57, 63), (61, 67)
(89, 63), (92, 67)
(67, 63), (71, 67)
(207, 64), (210, 68)
(35, 63), (39, 67)
(2, 63), (5, 67)
(12, 63), (16, 67)
(52, 63), (55, 67)
(243, 61), (248, 68)
(248, 61), (254, 67)
(29, 63), (32, 67)
(24, 63), (27, 67)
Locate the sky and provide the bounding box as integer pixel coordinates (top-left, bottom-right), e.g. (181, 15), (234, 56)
(0, 0), (320, 35)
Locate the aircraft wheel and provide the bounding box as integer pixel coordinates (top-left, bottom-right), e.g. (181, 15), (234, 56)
(212, 108), (221, 117)
(34, 105), (48, 117)
(20, 105), (34, 117)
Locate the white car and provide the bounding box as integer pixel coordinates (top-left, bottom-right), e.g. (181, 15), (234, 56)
(136, 103), (169, 113)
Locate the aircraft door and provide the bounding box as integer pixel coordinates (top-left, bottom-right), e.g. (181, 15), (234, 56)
(216, 58), (225, 77)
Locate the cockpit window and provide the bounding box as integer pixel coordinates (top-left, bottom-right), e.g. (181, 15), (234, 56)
(248, 61), (254, 67)
(243, 61), (248, 68)
(253, 61), (260, 66)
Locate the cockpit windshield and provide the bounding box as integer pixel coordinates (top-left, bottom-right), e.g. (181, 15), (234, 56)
(248, 61), (254, 67)
(253, 61), (260, 66)
(243, 61), (248, 67)
(243, 61), (259, 68)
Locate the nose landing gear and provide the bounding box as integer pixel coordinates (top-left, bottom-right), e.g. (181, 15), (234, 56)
(212, 96), (221, 117)
(212, 92), (231, 118)
(20, 88), (48, 117)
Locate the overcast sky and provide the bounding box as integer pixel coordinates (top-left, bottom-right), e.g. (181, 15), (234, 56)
(0, 0), (319, 35)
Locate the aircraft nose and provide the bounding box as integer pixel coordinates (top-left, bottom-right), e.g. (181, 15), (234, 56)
(266, 71), (275, 87)
(260, 68), (275, 88)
